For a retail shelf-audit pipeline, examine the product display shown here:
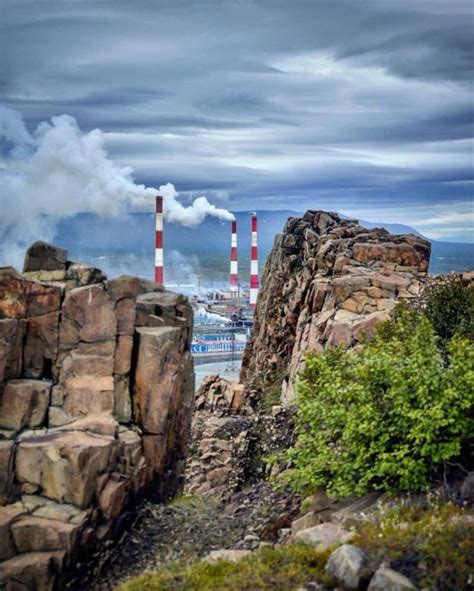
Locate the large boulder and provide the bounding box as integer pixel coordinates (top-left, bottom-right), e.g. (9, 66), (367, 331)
(15, 431), (116, 508)
(325, 544), (373, 589)
(23, 242), (68, 273)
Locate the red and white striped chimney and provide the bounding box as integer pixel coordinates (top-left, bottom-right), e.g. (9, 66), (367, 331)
(250, 213), (259, 307)
(229, 219), (238, 292)
(154, 195), (164, 284)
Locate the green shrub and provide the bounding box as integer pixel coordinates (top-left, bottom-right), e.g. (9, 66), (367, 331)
(424, 276), (474, 343)
(278, 307), (474, 498)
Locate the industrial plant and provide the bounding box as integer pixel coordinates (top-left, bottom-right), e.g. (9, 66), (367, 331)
(154, 195), (258, 365)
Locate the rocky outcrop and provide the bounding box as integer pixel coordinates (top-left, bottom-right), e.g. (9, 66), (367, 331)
(184, 375), (296, 500)
(0, 243), (194, 590)
(241, 211), (430, 401)
(195, 375), (247, 416)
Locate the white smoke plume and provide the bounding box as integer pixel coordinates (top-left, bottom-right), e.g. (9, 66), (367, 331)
(0, 106), (234, 267)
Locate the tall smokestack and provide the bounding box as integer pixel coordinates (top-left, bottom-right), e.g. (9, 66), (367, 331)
(230, 219), (238, 292)
(250, 213), (259, 307)
(155, 195), (164, 284)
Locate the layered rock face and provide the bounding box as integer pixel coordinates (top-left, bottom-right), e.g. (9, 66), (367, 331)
(184, 375), (295, 501)
(241, 211), (430, 402)
(0, 242), (194, 589)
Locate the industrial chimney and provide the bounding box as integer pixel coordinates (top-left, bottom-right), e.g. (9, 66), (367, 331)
(155, 195), (164, 284)
(229, 219), (238, 292)
(250, 213), (259, 307)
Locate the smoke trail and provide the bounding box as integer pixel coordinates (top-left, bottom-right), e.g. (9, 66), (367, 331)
(0, 106), (234, 267)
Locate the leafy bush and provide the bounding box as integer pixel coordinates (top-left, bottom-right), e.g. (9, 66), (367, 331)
(279, 306), (473, 498)
(424, 276), (474, 343)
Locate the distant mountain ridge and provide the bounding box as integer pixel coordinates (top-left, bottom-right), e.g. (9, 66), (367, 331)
(50, 210), (472, 277)
(52, 209), (428, 256)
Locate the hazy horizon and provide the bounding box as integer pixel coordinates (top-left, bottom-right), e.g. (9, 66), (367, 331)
(1, 1), (473, 256)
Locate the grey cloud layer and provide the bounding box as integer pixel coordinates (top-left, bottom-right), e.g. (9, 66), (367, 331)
(1, 0), (473, 240)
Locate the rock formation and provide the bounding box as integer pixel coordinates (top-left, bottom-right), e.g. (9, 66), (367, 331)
(184, 375), (295, 500)
(0, 241), (195, 590)
(241, 211), (430, 402)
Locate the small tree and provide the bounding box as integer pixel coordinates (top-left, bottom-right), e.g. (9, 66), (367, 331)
(280, 307), (473, 498)
(424, 276), (473, 344)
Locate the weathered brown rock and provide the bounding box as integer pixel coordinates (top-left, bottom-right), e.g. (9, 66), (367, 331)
(24, 262), (106, 292)
(64, 262), (106, 290)
(98, 476), (129, 520)
(0, 550), (65, 591)
(113, 374), (132, 424)
(0, 440), (15, 499)
(135, 291), (193, 340)
(11, 515), (79, 553)
(195, 375), (248, 415)
(0, 379), (51, 431)
(33, 500), (86, 524)
(113, 335), (134, 375)
(142, 434), (167, 481)
(59, 284), (116, 349)
(241, 211), (430, 402)
(16, 431), (115, 508)
(0, 503), (28, 560)
(107, 275), (141, 336)
(23, 312), (60, 379)
(0, 267), (61, 320)
(0, 268), (32, 320)
(57, 341), (116, 421)
(134, 327), (192, 434)
(118, 429), (142, 475)
(0, 244), (195, 589)
(0, 319), (25, 382)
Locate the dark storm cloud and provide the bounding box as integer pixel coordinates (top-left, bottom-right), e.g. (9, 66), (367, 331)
(1, 0), (473, 240)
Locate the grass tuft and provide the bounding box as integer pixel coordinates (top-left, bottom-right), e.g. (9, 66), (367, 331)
(116, 544), (332, 591)
(353, 500), (474, 590)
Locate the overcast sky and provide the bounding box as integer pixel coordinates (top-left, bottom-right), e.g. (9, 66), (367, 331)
(1, 0), (473, 241)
